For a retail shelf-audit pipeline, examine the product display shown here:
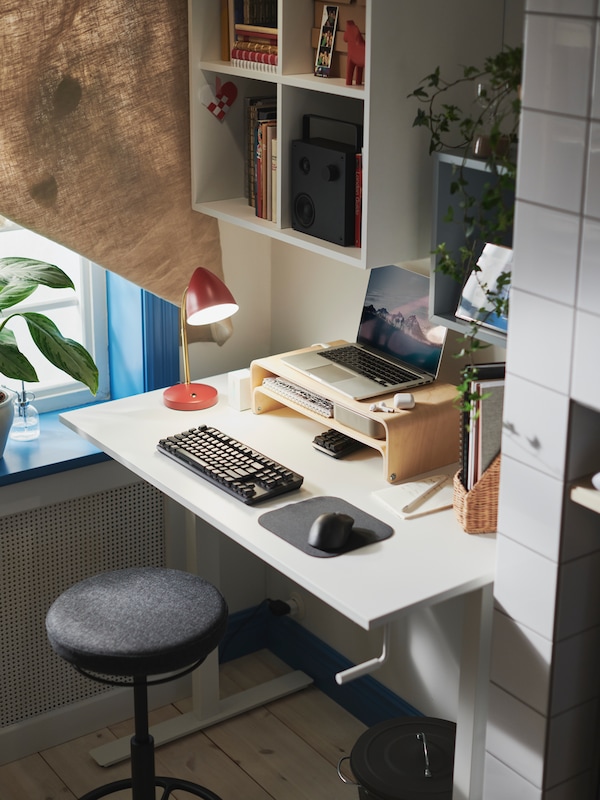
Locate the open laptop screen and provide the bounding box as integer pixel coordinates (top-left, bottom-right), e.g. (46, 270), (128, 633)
(357, 265), (446, 377)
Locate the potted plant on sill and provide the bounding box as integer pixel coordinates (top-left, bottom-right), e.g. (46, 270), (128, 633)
(408, 44), (522, 411)
(0, 256), (99, 457)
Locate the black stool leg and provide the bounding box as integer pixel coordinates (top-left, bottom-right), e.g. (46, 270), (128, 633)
(79, 676), (224, 800)
(130, 678), (156, 800)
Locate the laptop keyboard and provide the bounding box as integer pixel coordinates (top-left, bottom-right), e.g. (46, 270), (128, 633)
(320, 346), (418, 387)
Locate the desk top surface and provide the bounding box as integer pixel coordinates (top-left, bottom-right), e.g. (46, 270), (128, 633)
(61, 374), (496, 630)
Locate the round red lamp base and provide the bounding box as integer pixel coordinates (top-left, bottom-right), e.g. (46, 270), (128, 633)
(163, 382), (218, 411)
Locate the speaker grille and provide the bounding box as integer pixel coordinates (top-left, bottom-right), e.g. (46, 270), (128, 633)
(0, 481), (165, 728)
(293, 193), (316, 228)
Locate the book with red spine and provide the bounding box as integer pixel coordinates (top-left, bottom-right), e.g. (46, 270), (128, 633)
(231, 47), (278, 65)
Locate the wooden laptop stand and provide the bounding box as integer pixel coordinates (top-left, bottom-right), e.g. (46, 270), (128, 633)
(251, 343), (459, 483)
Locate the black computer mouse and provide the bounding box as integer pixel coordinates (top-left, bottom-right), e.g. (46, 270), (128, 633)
(308, 512), (355, 552)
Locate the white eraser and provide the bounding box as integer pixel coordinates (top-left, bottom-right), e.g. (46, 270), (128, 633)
(228, 368), (251, 411)
(592, 472), (600, 490)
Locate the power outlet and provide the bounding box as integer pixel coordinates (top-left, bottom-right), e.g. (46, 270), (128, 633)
(287, 591), (305, 620)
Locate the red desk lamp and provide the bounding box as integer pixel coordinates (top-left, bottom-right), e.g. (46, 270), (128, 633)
(163, 267), (239, 411)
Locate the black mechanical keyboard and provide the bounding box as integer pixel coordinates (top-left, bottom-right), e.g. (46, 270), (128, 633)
(157, 425), (303, 505)
(320, 345), (417, 387)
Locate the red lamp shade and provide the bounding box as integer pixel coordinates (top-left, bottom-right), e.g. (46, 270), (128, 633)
(163, 268), (239, 411)
(185, 267), (239, 326)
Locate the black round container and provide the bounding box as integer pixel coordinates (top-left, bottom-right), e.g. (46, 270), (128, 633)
(340, 717), (456, 800)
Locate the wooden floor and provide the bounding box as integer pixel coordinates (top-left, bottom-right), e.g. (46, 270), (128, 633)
(0, 650), (367, 800)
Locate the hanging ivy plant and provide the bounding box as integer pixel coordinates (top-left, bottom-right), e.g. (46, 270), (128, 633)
(408, 46), (522, 414)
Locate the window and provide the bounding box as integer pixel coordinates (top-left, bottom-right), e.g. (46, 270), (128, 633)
(0, 217), (110, 412)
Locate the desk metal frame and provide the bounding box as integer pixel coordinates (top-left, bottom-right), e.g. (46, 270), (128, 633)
(61, 375), (496, 800)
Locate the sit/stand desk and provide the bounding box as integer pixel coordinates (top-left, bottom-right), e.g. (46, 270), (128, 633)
(61, 374), (496, 800)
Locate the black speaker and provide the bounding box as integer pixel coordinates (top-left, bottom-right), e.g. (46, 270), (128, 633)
(291, 137), (357, 246)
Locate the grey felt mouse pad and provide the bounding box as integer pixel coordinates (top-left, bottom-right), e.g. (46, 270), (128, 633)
(258, 496), (394, 557)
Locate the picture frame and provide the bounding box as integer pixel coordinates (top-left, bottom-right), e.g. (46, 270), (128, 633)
(315, 5), (339, 78)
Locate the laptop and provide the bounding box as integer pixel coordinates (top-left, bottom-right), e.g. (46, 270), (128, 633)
(282, 264), (447, 400)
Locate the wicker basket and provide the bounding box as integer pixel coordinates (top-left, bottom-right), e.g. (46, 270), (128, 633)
(453, 455), (501, 534)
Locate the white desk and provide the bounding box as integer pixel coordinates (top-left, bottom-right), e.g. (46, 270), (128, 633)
(61, 374), (496, 800)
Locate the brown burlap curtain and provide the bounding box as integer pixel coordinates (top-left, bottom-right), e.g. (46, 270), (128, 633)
(0, 1), (226, 342)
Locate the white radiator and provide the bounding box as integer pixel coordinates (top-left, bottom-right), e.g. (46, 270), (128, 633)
(0, 480), (165, 729)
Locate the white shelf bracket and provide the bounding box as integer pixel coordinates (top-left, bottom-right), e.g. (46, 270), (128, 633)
(335, 624), (391, 685)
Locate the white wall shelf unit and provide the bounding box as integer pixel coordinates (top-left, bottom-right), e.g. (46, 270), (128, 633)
(188, 0), (509, 270)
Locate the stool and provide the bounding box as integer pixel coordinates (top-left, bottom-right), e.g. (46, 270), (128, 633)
(46, 567), (228, 800)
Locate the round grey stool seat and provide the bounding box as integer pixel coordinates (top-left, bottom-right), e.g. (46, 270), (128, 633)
(46, 567), (228, 679)
(46, 567), (228, 800)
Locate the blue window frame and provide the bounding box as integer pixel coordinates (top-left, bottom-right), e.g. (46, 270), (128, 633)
(107, 272), (179, 397)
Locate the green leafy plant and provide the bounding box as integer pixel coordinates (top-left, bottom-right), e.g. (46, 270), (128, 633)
(0, 257), (99, 395)
(408, 46), (522, 412)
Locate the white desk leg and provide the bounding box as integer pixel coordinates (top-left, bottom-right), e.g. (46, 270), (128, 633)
(453, 583), (494, 800)
(91, 511), (312, 767)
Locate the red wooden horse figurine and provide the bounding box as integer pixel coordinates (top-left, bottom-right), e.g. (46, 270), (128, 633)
(344, 20), (365, 86)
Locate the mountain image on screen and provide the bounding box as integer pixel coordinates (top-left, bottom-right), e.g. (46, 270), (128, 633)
(358, 304), (441, 373)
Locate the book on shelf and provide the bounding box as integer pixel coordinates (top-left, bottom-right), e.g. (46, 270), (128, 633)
(232, 23), (278, 63)
(354, 151), (363, 247)
(271, 137), (277, 224)
(230, 1), (278, 67)
(231, 32), (278, 71)
(265, 124), (276, 222)
(221, 0), (230, 61)
(244, 96), (276, 206)
(234, 22), (278, 39)
(255, 118), (276, 219)
(231, 57), (278, 73)
(231, 47), (278, 67)
(254, 121), (264, 217)
(232, 39), (277, 52)
(254, 106), (276, 209)
(235, 0), (277, 28)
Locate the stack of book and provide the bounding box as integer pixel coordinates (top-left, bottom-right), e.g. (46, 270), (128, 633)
(245, 96), (277, 222)
(459, 363), (505, 491)
(230, 1), (278, 72)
